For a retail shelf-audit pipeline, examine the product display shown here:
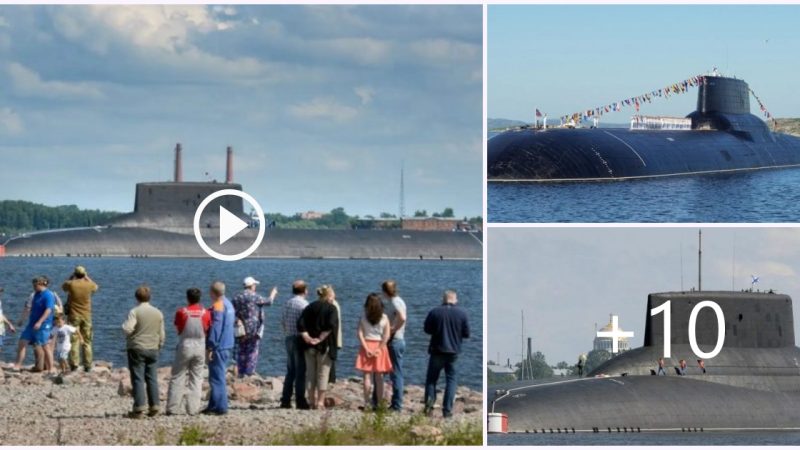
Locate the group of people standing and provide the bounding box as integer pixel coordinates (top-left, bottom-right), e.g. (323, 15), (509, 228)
(3, 268), (471, 419)
(0, 267), (97, 375)
(279, 279), (470, 417)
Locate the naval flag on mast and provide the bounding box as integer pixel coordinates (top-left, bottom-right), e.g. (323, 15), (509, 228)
(535, 108), (543, 118)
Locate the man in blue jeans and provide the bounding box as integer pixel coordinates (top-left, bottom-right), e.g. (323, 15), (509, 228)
(205, 281), (235, 415)
(381, 280), (407, 411)
(280, 280), (310, 409)
(423, 290), (470, 418)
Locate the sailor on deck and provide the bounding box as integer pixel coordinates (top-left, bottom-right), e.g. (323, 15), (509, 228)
(657, 357), (667, 376)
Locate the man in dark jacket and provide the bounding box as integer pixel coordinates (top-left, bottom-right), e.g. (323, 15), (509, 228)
(423, 290), (470, 418)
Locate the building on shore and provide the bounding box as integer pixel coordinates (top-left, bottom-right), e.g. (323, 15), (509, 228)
(401, 217), (473, 231)
(593, 314), (631, 353)
(299, 211), (325, 220)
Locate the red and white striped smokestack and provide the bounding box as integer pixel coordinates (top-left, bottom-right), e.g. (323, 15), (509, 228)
(226, 146), (233, 184)
(174, 143), (183, 182)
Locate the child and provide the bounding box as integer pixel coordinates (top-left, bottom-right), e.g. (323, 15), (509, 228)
(52, 314), (81, 374)
(355, 293), (393, 409)
(0, 287), (17, 362)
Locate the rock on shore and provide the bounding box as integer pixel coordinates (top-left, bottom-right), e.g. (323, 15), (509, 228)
(0, 362), (482, 445)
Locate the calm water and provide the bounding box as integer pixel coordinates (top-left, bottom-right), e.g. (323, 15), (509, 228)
(488, 169), (800, 223)
(487, 130), (800, 223)
(0, 258), (482, 390)
(489, 431), (800, 445)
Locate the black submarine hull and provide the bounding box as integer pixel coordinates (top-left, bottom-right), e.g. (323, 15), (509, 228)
(488, 75), (800, 181)
(488, 127), (800, 181)
(490, 291), (800, 432)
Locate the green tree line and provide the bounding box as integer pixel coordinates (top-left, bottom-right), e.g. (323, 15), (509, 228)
(1, 201), (483, 234)
(0, 200), (121, 236)
(487, 349), (614, 384)
(265, 207), (482, 230)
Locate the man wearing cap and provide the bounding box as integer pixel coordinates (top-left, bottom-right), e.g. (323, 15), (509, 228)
(62, 266), (98, 372)
(232, 276), (277, 377)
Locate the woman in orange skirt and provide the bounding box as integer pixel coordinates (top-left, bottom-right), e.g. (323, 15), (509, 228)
(355, 293), (393, 409)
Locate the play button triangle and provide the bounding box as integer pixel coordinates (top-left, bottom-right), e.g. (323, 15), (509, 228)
(219, 205), (248, 245)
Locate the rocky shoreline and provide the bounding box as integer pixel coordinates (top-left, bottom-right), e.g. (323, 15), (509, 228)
(0, 362), (482, 445)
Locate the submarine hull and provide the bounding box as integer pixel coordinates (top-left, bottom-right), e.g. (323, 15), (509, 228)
(3, 227), (482, 260)
(494, 376), (800, 432)
(487, 127), (800, 181)
(490, 291), (800, 432)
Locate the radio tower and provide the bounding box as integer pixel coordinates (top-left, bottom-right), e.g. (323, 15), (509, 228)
(399, 161), (405, 218)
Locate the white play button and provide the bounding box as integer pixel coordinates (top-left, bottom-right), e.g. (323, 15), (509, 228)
(219, 205), (248, 245)
(193, 189), (266, 262)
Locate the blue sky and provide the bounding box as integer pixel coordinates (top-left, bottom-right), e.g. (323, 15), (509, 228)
(489, 5), (800, 123)
(0, 5), (482, 217)
(488, 228), (800, 366)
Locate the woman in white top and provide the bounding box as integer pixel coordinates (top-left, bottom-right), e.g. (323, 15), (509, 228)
(355, 293), (393, 408)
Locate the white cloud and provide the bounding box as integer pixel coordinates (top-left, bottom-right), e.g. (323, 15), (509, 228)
(0, 107), (24, 135)
(354, 86), (375, 105)
(82, 5), (226, 52)
(50, 6), (270, 82)
(324, 157), (353, 172)
(212, 6), (237, 17)
(6, 62), (104, 100)
(320, 37), (392, 66)
(409, 38), (480, 66)
(288, 97), (359, 122)
(301, 6), (371, 34)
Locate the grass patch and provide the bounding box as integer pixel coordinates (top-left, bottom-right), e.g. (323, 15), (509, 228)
(154, 427), (166, 446)
(268, 409), (482, 446)
(178, 425), (214, 446)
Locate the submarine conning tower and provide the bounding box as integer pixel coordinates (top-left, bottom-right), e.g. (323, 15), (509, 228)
(133, 143), (244, 217)
(110, 144), (245, 231)
(589, 290), (800, 380)
(688, 76), (774, 142)
(644, 291), (795, 349)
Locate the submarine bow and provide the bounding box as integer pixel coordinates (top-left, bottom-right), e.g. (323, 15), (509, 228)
(488, 76), (800, 181)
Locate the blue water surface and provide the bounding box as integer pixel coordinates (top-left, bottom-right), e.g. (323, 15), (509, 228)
(488, 168), (800, 223)
(0, 257), (482, 390)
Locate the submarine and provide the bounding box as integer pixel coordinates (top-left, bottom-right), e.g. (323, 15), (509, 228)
(488, 75), (800, 181)
(490, 289), (800, 432)
(0, 145), (482, 260)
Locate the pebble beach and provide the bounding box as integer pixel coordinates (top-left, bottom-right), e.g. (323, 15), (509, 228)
(0, 362), (482, 445)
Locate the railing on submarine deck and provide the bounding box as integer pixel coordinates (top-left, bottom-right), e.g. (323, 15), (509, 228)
(630, 115), (692, 131)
